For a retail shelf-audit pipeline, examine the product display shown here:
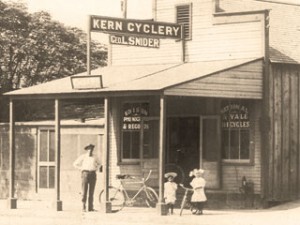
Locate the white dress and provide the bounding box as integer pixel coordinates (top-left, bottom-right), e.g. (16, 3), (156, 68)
(190, 177), (207, 202)
(164, 181), (178, 204)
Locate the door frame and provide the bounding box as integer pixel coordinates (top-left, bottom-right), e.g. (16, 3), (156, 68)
(199, 115), (221, 189)
(37, 128), (56, 196)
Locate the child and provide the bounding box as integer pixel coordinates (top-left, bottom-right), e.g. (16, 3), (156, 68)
(164, 172), (178, 215)
(189, 168), (207, 215)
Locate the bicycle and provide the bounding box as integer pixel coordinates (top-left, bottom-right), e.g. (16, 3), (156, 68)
(99, 170), (158, 212)
(179, 184), (194, 216)
(165, 149), (186, 184)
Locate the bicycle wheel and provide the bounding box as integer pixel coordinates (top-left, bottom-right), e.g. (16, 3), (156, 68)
(99, 186), (125, 212)
(144, 187), (158, 208)
(165, 163), (185, 184)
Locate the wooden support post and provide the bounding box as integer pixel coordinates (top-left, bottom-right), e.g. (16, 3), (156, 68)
(54, 99), (63, 211)
(87, 16), (91, 75)
(181, 24), (185, 63)
(102, 97), (112, 213)
(261, 10), (271, 202)
(156, 95), (167, 215)
(121, 0), (127, 19)
(8, 99), (17, 209)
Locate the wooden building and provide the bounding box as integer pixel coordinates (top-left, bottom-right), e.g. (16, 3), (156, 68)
(2, 0), (300, 212)
(0, 119), (104, 200)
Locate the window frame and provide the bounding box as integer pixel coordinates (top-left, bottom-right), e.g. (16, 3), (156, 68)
(220, 101), (255, 166)
(120, 101), (151, 163)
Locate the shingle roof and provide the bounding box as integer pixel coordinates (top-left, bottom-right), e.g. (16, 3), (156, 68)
(4, 58), (260, 97)
(220, 0), (300, 64)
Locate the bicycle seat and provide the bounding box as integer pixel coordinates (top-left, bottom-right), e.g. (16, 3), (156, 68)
(116, 174), (132, 180)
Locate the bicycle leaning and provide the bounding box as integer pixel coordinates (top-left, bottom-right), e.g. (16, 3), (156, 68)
(179, 184), (194, 216)
(99, 170), (158, 212)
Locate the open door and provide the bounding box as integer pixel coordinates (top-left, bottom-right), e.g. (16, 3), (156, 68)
(200, 116), (221, 189)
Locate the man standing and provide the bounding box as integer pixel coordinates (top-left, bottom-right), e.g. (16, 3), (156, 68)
(73, 144), (101, 212)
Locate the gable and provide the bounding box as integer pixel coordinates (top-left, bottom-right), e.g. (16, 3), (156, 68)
(165, 59), (263, 99)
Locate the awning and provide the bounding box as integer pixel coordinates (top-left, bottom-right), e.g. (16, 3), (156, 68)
(4, 58), (263, 99)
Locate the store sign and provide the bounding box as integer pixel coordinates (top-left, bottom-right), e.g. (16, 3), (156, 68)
(123, 103), (149, 130)
(221, 103), (250, 128)
(110, 34), (160, 48)
(90, 16), (181, 39)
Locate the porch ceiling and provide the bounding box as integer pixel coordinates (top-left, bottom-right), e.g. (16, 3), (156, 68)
(4, 58), (262, 99)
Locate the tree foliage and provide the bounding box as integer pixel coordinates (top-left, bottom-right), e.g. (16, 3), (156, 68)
(0, 0), (107, 92)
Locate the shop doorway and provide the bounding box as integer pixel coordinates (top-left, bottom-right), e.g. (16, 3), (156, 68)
(166, 116), (221, 188)
(166, 117), (200, 185)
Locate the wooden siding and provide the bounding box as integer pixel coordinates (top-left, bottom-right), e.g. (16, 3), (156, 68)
(110, 0), (264, 66)
(165, 59), (263, 99)
(264, 64), (300, 201)
(222, 104), (261, 193)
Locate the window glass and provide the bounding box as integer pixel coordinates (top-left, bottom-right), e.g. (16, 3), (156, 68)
(221, 101), (251, 162)
(39, 166), (47, 188)
(49, 166), (55, 189)
(49, 131), (55, 162)
(40, 131), (48, 161)
(121, 102), (151, 160)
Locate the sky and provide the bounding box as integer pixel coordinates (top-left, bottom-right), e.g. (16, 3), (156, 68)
(6, 0), (300, 42)
(26, 0), (153, 31)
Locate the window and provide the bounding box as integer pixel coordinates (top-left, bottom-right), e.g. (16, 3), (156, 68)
(176, 4), (192, 40)
(221, 101), (251, 163)
(121, 102), (158, 161)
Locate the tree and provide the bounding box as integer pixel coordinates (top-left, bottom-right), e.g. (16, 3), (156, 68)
(0, 0), (107, 122)
(0, 0), (107, 92)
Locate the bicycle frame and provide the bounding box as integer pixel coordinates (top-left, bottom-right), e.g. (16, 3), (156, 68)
(179, 184), (193, 216)
(116, 170), (153, 206)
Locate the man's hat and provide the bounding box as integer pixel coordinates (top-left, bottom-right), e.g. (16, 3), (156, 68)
(164, 172), (177, 179)
(84, 144), (95, 150)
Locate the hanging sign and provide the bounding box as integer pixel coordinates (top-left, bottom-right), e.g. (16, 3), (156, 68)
(90, 15), (181, 39)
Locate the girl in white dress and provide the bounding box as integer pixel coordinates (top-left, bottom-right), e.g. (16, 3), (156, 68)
(189, 169), (207, 215)
(164, 172), (178, 215)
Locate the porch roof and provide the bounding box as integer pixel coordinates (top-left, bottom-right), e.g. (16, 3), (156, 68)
(4, 57), (261, 98)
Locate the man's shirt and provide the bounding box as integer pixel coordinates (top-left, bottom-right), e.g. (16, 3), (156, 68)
(73, 153), (101, 171)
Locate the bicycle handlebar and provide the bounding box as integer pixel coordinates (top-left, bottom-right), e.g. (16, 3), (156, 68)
(143, 170), (152, 182)
(117, 170), (152, 184)
(179, 184), (193, 192)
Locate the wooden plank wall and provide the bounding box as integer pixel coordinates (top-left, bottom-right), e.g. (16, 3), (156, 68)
(165, 59), (263, 99)
(266, 64), (300, 201)
(111, 0), (264, 66)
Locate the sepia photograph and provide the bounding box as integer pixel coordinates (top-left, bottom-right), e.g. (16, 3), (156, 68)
(0, 0), (300, 224)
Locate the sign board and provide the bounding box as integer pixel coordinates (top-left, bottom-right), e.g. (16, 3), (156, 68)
(70, 75), (103, 89)
(90, 15), (181, 39)
(221, 103), (250, 128)
(122, 103), (149, 130)
(109, 34), (160, 48)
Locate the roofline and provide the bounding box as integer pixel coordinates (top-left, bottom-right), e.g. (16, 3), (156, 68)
(270, 60), (300, 65)
(4, 90), (163, 100)
(255, 0), (300, 6)
(214, 9), (270, 17)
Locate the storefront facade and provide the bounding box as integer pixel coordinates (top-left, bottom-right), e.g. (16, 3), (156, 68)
(5, 0), (300, 212)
